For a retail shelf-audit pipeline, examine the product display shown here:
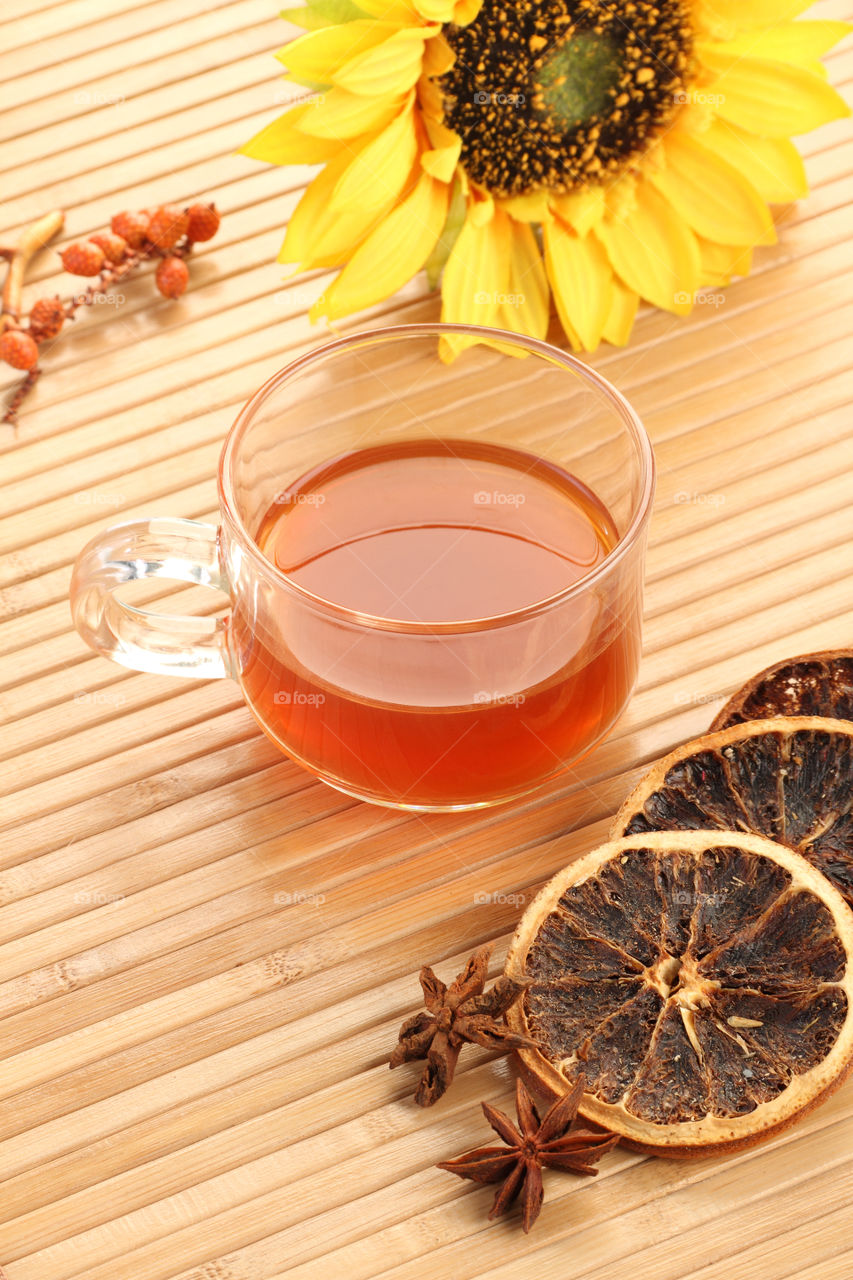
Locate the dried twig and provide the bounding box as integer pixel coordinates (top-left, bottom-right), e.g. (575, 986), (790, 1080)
(1, 369), (41, 426)
(1, 209), (64, 331)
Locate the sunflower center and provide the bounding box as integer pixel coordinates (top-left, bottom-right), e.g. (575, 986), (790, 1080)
(437, 0), (693, 198)
(537, 31), (622, 124)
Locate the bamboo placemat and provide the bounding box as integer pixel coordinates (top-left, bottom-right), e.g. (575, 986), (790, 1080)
(1, 2), (852, 1277)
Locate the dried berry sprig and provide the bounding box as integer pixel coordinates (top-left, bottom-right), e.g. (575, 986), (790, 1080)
(0, 210), (65, 381)
(390, 944), (537, 1107)
(438, 1076), (618, 1233)
(1, 201), (221, 425)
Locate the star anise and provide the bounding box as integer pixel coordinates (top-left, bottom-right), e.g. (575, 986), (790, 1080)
(438, 1075), (618, 1233)
(390, 944), (536, 1106)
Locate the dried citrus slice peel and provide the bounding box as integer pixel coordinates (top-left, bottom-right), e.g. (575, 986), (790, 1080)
(613, 716), (853, 909)
(506, 831), (853, 1157)
(712, 649), (853, 731)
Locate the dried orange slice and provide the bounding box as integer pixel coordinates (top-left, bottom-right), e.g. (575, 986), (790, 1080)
(506, 831), (853, 1157)
(712, 649), (853, 730)
(613, 716), (853, 909)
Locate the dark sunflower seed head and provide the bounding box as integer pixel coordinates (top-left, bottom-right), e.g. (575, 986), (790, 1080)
(438, 0), (693, 196)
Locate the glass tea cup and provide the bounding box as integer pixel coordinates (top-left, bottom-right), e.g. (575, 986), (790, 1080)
(70, 323), (655, 810)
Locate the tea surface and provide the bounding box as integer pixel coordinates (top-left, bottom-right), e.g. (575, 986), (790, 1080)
(259, 438), (614, 623)
(237, 438), (639, 807)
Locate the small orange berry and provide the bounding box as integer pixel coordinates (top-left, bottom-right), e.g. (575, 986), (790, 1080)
(186, 203), (220, 243)
(147, 205), (189, 249)
(155, 256), (189, 298)
(90, 232), (128, 264)
(110, 211), (149, 248)
(61, 241), (105, 276)
(28, 296), (65, 341)
(0, 328), (40, 371)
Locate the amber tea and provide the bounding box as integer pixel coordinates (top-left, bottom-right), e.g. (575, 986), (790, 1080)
(236, 438), (641, 807)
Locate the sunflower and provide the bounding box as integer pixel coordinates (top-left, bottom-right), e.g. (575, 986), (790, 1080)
(244, 0), (850, 355)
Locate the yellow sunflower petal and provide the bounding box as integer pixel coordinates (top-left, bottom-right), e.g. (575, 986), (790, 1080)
(420, 0), (481, 24)
(280, 151), (391, 266)
(355, 0), (421, 23)
(543, 218), (613, 352)
(651, 131), (775, 247)
(500, 191), (550, 223)
(717, 21), (852, 68)
(560, 316), (583, 353)
(694, 0), (813, 37)
(330, 95), (418, 210)
(413, 0), (458, 20)
(335, 23), (439, 95)
(417, 74), (445, 122)
(698, 238), (752, 286)
(296, 86), (404, 137)
(421, 136), (461, 182)
(420, 116), (461, 180)
(604, 172), (638, 223)
(698, 118), (807, 203)
(468, 187), (495, 226)
(312, 172), (449, 319)
(602, 280), (639, 347)
(280, 21), (392, 83)
(550, 185), (606, 237)
(696, 47), (850, 136)
(496, 222), (549, 341)
(421, 31), (455, 77)
(241, 104), (342, 164)
(596, 180), (701, 315)
(440, 204), (511, 357)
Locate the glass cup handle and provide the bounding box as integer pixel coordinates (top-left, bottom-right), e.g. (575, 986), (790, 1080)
(70, 517), (233, 679)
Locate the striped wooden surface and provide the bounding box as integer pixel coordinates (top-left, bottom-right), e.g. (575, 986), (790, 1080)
(1, 2), (852, 1276)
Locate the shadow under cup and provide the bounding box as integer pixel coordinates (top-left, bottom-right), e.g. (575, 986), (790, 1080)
(218, 324), (655, 810)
